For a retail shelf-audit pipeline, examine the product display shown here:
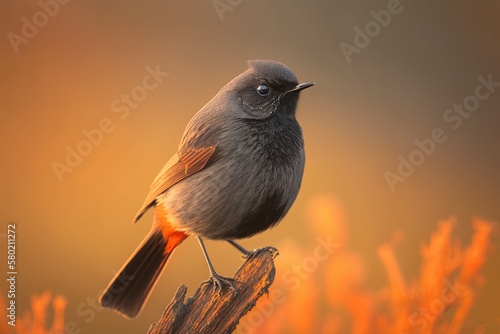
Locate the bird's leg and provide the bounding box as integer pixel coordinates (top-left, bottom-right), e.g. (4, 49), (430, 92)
(227, 240), (279, 259)
(197, 237), (237, 292)
(227, 240), (251, 257)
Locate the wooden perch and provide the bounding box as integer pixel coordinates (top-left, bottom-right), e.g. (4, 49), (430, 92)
(147, 247), (277, 334)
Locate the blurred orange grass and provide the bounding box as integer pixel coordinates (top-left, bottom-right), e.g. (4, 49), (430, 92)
(1, 291), (67, 334)
(238, 195), (496, 334)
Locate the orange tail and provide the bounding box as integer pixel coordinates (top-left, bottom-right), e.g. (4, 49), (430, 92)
(99, 208), (187, 318)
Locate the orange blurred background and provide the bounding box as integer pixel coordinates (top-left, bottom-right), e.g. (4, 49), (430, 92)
(1, 1), (499, 333)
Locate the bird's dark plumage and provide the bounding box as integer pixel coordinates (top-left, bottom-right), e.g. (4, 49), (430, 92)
(100, 59), (314, 318)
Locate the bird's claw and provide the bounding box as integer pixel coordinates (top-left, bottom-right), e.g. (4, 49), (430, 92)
(202, 274), (238, 294)
(244, 246), (279, 259)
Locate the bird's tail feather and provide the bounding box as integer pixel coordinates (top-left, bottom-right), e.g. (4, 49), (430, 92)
(99, 226), (186, 318)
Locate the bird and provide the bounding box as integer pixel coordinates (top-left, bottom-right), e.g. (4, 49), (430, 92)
(99, 59), (314, 318)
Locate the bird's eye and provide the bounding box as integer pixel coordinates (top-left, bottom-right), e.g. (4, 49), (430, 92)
(256, 84), (270, 96)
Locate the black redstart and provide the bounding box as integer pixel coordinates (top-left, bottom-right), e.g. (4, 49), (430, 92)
(99, 59), (314, 318)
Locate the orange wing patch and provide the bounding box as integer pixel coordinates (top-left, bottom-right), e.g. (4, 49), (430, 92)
(133, 145), (217, 223)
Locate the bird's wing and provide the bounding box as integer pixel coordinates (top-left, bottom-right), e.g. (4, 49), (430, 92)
(133, 144), (217, 223)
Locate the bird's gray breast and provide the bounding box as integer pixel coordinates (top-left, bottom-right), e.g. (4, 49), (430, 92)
(162, 115), (305, 240)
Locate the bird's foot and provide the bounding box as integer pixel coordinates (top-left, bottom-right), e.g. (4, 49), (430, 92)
(244, 246), (279, 259)
(202, 273), (239, 293)
(227, 241), (279, 259)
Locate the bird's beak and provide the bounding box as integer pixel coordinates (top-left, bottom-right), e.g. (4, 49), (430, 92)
(288, 82), (315, 93)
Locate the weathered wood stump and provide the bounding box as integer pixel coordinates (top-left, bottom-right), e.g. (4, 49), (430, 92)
(147, 247), (277, 334)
